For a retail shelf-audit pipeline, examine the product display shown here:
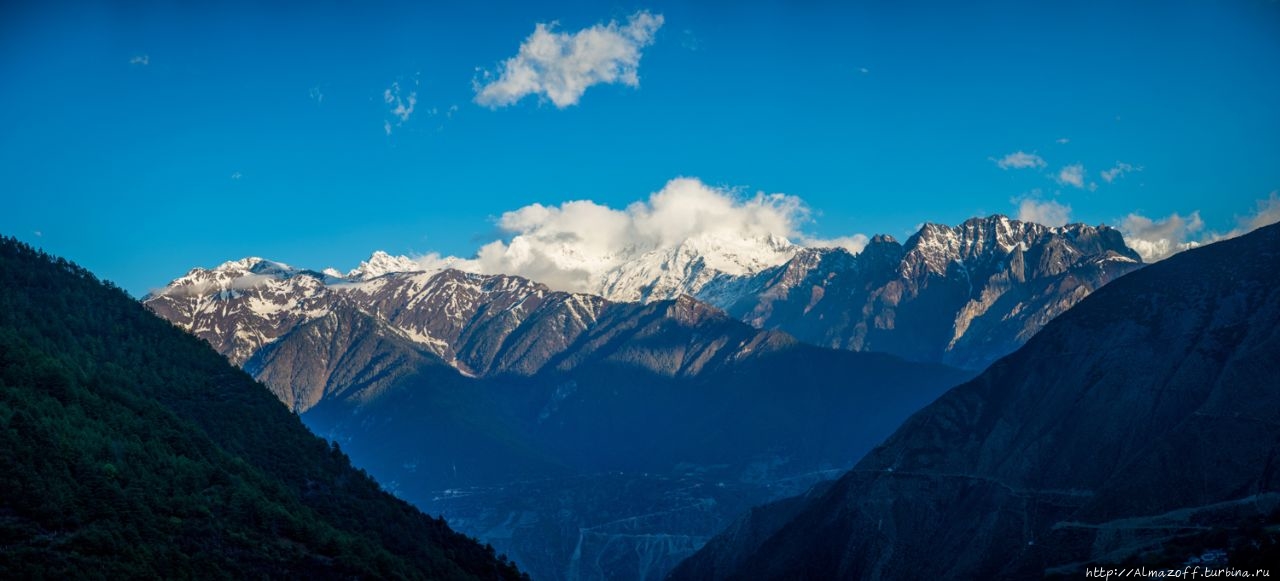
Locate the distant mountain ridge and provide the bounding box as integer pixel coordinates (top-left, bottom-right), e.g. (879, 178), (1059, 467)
(714, 215), (1142, 369)
(146, 215), (1140, 382)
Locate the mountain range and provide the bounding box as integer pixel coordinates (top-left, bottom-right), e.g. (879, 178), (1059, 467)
(145, 215), (1141, 379)
(8, 213), (1266, 580)
(670, 221), (1280, 579)
(137, 215), (1146, 580)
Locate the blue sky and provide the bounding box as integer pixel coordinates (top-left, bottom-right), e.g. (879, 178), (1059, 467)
(3, 0), (1279, 296)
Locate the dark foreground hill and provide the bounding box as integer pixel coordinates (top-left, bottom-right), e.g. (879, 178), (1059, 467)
(0, 236), (525, 580)
(671, 223), (1280, 580)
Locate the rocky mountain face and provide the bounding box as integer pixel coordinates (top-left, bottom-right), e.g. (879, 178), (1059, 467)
(707, 215), (1143, 369)
(670, 222), (1280, 580)
(144, 257), (336, 366)
(146, 263), (612, 410)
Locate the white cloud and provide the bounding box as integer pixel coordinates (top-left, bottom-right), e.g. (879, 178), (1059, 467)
(309, 86), (324, 104)
(1100, 161), (1140, 183)
(1234, 191), (1280, 234)
(994, 151), (1046, 170)
(129, 55), (149, 66)
(1055, 138), (1070, 144)
(1119, 211), (1205, 262)
(858, 67), (870, 74)
(474, 11), (664, 109)
(230, 171), (243, 180)
(1118, 193), (1280, 262)
(384, 79), (418, 134)
(805, 234), (869, 254)
(399, 178), (865, 294)
(1056, 164), (1085, 188)
(1015, 197), (1072, 227)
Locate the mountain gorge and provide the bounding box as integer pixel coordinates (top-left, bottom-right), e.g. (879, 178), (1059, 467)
(292, 297), (972, 581)
(137, 215), (1145, 580)
(671, 221), (1280, 580)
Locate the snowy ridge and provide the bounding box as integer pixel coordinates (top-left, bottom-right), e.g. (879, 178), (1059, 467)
(144, 251), (612, 382)
(709, 214), (1145, 369)
(146, 215), (1146, 379)
(343, 251), (423, 280)
(594, 233), (797, 303)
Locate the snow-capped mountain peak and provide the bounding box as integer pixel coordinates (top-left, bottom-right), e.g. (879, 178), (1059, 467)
(346, 251), (421, 280)
(209, 256), (298, 275)
(592, 233), (799, 303)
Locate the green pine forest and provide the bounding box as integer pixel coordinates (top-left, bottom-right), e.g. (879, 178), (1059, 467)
(0, 236), (526, 580)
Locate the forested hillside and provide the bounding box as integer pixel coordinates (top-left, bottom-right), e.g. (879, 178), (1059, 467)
(0, 236), (526, 580)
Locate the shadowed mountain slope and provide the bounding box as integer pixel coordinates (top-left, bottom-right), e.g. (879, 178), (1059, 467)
(671, 222), (1280, 580)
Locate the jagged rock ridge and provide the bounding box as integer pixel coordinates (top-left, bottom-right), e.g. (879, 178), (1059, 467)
(707, 215), (1142, 369)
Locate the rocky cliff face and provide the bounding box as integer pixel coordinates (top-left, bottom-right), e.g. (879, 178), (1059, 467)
(146, 263), (612, 411)
(711, 215), (1142, 369)
(671, 222), (1280, 580)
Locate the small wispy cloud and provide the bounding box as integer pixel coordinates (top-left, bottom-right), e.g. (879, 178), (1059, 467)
(129, 54), (149, 66)
(1056, 164), (1085, 188)
(993, 151), (1047, 170)
(1234, 191), (1280, 234)
(1013, 194), (1072, 227)
(309, 86), (324, 104)
(474, 11), (664, 109)
(1055, 137), (1070, 144)
(1100, 161), (1140, 183)
(681, 29), (701, 51)
(230, 172), (243, 180)
(33, 231), (42, 238)
(858, 67), (870, 74)
(384, 77), (419, 135)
